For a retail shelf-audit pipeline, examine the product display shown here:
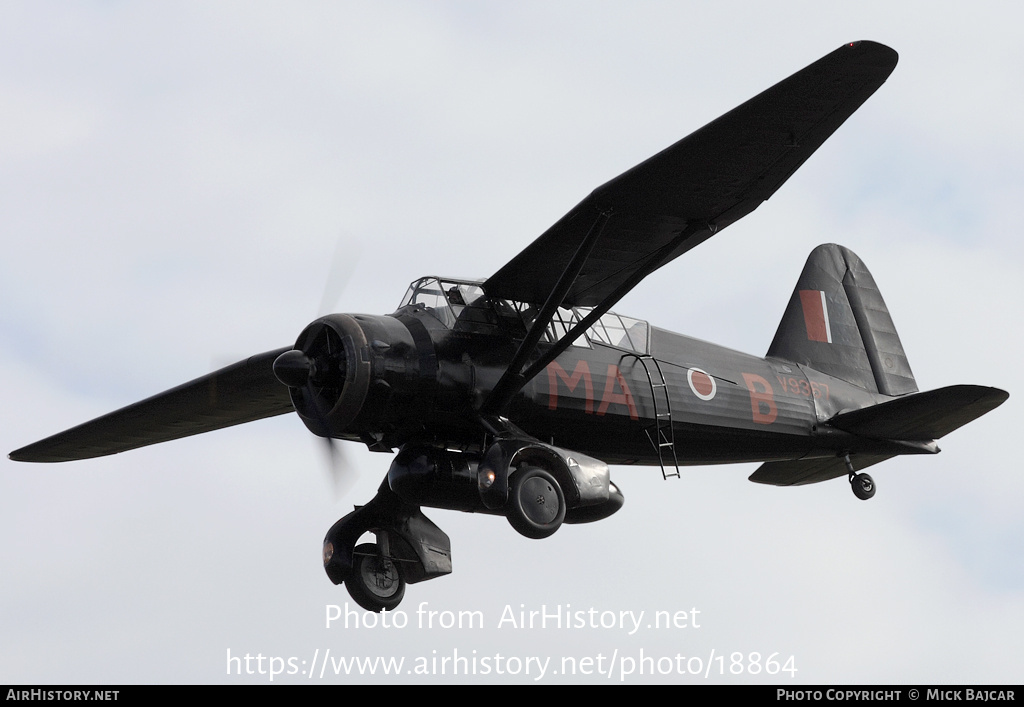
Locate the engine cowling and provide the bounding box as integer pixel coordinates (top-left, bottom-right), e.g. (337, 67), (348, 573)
(275, 313), (372, 436)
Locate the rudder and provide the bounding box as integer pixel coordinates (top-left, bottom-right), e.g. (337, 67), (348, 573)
(767, 244), (917, 396)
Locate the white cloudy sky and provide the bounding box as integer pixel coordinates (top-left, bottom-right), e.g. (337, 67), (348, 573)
(2, 1), (1021, 685)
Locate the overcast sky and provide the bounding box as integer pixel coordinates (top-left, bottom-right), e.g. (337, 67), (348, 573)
(2, 1), (1021, 685)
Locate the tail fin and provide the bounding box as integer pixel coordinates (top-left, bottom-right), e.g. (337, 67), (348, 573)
(767, 243), (917, 396)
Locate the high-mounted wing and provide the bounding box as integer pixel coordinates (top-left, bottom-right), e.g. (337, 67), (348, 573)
(480, 41), (898, 415)
(9, 348), (293, 462)
(483, 41), (899, 309)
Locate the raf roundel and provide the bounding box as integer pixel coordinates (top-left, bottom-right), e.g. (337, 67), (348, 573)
(687, 368), (717, 401)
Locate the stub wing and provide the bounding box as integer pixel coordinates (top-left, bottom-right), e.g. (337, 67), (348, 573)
(484, 41), (899, 309)
(9, 348), (294, 463)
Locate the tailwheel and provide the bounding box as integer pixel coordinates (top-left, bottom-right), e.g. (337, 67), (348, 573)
(346, 542), (406, 611)
(843, 454), (876, 501)
(506, 467), (565, 539)
(850, 472), (876, 501)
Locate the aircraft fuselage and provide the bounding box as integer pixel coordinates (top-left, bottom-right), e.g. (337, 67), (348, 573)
(320, 302), (888, 472)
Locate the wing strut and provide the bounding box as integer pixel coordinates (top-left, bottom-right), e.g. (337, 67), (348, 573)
(483, 220), (712, 417)
(481, 209), (611, 416)
(512, 221), (711, 399)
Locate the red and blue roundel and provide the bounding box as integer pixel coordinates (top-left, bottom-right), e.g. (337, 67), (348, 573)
(687, 368), (716, 401)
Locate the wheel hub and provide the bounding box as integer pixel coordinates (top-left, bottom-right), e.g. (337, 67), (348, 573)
(520, 476), (559, 524)
(360, 558), (400, 598)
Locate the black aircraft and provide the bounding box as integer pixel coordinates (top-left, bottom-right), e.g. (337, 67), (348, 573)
(10, 42), (1008, 612)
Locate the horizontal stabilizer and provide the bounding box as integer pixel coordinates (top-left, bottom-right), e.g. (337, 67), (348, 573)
(749, 454), (892, 486)
(750, 386), (1008, 486)
(9, 348), (294, 463)
(829, 385), (1009, 441)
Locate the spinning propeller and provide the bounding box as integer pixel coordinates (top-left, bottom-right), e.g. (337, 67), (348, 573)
(273, 237), (364, 496)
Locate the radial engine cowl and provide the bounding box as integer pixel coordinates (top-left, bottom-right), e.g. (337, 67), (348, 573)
(275, 314), (371, 436)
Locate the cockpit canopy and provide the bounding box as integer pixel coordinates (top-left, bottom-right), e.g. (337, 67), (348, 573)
(399, 277), (649, 354)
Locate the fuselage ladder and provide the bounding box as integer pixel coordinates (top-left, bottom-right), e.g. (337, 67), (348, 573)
(635, 355), (680, 479)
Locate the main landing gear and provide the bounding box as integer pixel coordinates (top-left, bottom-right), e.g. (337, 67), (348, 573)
(322, 469), (571, 612)
(322, 479), (452, 613)
(844, 454), (876, 501)
(322, 446), (623, 611)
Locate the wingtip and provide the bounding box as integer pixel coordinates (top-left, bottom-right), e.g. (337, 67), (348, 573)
(842, 40), (899, 68)
(8, 441), (77, 463)
(9, 447), (39, 463)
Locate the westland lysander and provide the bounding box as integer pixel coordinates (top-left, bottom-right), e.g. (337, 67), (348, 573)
(12, 41), (1007, 611)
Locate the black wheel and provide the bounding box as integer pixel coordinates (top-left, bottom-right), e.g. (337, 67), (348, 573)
(507, 467), (565, 539)
(345, 542), (406, 611)
(851, 472), (876, 501)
